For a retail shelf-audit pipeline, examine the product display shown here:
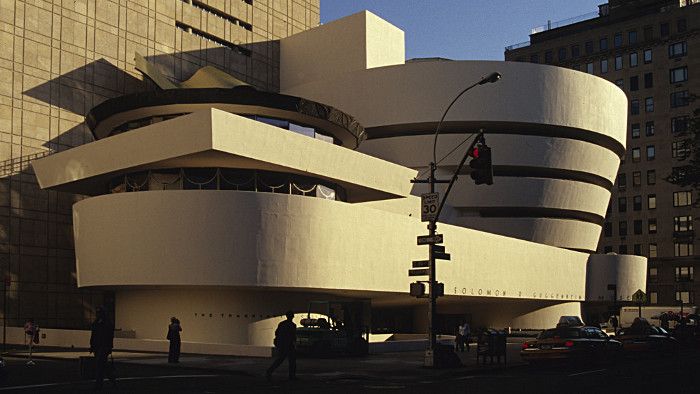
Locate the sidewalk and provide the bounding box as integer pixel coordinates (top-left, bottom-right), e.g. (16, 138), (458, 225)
(5, 342), (526, 383)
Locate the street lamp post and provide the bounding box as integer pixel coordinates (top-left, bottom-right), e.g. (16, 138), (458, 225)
(412, 71), (501, 368)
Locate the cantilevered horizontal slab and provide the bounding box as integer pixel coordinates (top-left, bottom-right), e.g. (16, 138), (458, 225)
(32, 108), (416, 202)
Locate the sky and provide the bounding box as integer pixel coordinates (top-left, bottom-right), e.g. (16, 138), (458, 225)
(321, 0), (603, 60)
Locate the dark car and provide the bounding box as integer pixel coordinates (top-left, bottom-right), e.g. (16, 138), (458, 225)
(521, 326), (622, 363)
(616, 318), (678, 355)
(0, 356), (5, 381)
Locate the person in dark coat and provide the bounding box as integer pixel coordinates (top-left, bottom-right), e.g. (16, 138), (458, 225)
(265, 310), (297, 381)
(89, 306), (115, 389)
(167, 317), (182, 363)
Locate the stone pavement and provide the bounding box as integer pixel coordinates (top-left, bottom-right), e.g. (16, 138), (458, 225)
(5, 341), (526, 383)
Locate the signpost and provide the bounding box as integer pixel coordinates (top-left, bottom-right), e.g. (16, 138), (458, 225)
(417, 234), (443, 245)
(632, 289), (646, 318)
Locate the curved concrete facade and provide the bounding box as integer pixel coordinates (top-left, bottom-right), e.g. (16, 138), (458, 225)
(283, 61), (627, 252)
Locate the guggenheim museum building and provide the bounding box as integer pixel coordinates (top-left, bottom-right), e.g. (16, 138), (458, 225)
(31, 11), (646, 349)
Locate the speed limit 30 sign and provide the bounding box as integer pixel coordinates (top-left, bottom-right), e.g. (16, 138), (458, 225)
(421, 192), (439, 222)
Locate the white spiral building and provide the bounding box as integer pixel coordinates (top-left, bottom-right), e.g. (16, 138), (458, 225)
(31, 11), (646, 351)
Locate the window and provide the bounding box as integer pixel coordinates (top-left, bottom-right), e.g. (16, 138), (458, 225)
(629, 30), (637, 45)
(585, 41), (593, 54)
(630, 52), (638, 67)
(677, 18), (687, 33)
(672, 141), (690, 159)
(645, 121), (655, 136)
(558, 48), (566, 61)
(614, 33), (623, 48)
(649, 243), (658, 258)
(676, 266), (694, 282)
(604, 222), (613, 237)
(571, 44), (580, 58)
(530, 53), (539, 63)
(669, 41), (687, 58)
(676, 291), (693, 304)
(674, 215), (693, 232)
(618, 173), (627, 189)
(670, 67), (688, 83)
(649, 267), (658, 280)
(633, 195), (642, 211)
(660, 22), (670, 37)
(634, 244), (642, 255)
(643, 26), (653, 41)
(674, 191), (693, 207)
(671, 90), (689, 107)
(631, 99), (640, 115)
(644, 73), (653, 89)
(630, 76), (639, 91)
(545, 50), (553, 64)
(631, 123), (640, 138)
(650, 292), (658, 304)
(619, 244), (628, 254)
(634, 220), (643, 234)
(645, 97), (654, 112)
(644, 48), (652, 63)
(633, 171), (641, 186)
(649, 218), (657, 234)
(647, 145), (655, 160)
(672, 116), (689, 135)
(615, 55), (623, 70)
(632, 147), (641, 162)
(647, 170), (656, 185)
(604, 246), (613, 253)
(615, 79), (624, 89)
(619, 197), (627, 212)
(586, 62), (594, 74)
(648, 194), (656, 209)
(600, 36), (608, 51)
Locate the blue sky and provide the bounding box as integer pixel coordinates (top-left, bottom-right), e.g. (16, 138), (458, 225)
(321, 0), (603, 60)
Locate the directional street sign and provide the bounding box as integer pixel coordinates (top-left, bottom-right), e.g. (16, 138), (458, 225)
(434, 252), (451, 261)
(409, 268), (430, 277)
(421, 192), (439, 222)
(412, 260), (430, 268)
(417, 234), (443, 245)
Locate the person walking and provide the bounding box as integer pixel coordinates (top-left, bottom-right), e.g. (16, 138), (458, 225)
(462, 322), (471, 352)
(167, 317), (182, 363)
(89, 306), (115, 390)
(454, 323), (464, 352)
(265, 311), (297, 381)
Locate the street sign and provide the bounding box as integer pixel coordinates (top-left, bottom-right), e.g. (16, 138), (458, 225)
(417, 234), (443, 245)
(409, 268), (430, 277)
(434, 252), (451, 261)
(631, 289), (646, 303)
(412, 260), (430, 268)
(421, 192), (439, 222)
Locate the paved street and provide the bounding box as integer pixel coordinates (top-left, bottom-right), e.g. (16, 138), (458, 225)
(1, 343), (699, 393)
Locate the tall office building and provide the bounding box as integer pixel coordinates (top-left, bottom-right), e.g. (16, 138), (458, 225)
(0, 0), (319, 330)
(506, 0), (700, 307)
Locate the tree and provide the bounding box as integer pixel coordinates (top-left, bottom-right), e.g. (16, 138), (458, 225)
(665, 94), (700, 190)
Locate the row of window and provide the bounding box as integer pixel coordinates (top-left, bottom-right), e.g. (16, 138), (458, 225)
(604, 215), (692, 238)
(610, 191), (692, 213)
(649, 266), (695, 282)
(630, 91), (690, 115)
(574, 41), (687, 75)
(524, 20), (687, 64)
(624, 141), (692, 163)
(630, 116), (691, 139)
(645, 291), (693, 305)
(617, 170), (656, 189)
(602, 241), (693, 258)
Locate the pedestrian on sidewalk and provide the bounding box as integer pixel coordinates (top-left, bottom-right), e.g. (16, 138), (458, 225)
(167, 317), (182, 363)
(89, 306), (116, 390)
(454, 323), (464, 352)
(265, 310), (297, 381)
(462, 322), (471, 352)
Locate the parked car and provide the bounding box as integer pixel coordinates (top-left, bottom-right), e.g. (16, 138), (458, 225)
(0, 356), (6, 381)
(521, 325), (622, 363)
(616, 317), (678, 355)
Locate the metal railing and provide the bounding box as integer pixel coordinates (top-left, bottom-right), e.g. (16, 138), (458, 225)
(505, 10), (599, 52)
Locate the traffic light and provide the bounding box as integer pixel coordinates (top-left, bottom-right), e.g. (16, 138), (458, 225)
(469, 144), (493, 185)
